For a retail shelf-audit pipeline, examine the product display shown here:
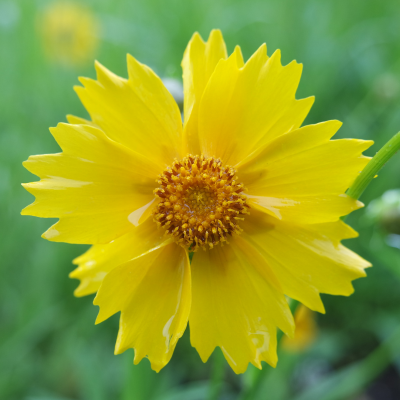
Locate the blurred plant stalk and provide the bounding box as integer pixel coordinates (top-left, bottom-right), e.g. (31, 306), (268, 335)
(292, 323), (400, 400)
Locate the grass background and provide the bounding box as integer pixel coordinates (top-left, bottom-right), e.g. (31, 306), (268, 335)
(1, 0), (400, 399)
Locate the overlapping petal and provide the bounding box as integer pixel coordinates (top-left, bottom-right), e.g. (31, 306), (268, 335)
(70, 218), (170, 297)
(22, 123), (156, 244)
(66, 114), (97, 126)
(75, 56), (183, 168)
(198, 44), (314, 166)
(182, 30), (228, 155)
(94, 243), (191, 372)
(190, 235), (294, 373)
(241, 209), (371, 313)
(238, 121), (373, 223)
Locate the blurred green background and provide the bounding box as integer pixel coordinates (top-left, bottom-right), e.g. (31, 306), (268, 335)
(1, 0), (400, 399)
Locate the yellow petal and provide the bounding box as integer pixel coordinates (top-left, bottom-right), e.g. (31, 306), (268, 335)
(282, 305), (317, 352)
(66, 114), (97, 126)
(182, 30), (228, 155)
(241, 209), (371, 313)
(190, 235), (294, 374)
(233, 45), (245, 68)
(246, 194), (364, 224)
(198, 45), (314, 165)
(94, 243), (190, 372)
(128, 197), (158, 227)
(70, 217), (171, 297)
(75, 56), (183, 168)
(22, 123), (156, 244)
(239, 121), (373, 223)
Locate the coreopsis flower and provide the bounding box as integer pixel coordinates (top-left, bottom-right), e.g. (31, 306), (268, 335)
(22, 30), (372, 373)
(38, 1), (99, 66)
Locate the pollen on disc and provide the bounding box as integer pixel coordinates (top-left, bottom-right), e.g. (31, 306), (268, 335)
(153, 155), (249, 251)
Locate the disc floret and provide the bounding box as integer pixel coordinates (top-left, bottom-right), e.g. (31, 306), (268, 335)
(153, 155), (249, 250)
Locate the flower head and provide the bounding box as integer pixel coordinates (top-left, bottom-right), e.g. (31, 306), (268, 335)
(38, 1), (100, 66)
(153, 154), (249, 250)
(22, 30), (372, 373)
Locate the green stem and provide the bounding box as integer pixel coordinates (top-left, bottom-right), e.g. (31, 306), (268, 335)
(208, 348), (226, 400)
(347, 131), (400, 200)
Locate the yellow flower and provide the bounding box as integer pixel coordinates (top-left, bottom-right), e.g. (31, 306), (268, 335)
(281, 305), (317, 352)
(22, 30), (373, 373)
(38, 1), (100, 66)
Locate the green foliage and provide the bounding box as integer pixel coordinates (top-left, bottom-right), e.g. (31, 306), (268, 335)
(1, 0), (400, 398)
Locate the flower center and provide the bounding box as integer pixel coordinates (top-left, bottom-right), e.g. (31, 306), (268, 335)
(153, 155), (249, 250)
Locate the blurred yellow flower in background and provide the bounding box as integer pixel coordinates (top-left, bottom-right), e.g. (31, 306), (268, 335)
(38, 1), (100, 66)
(282, 305), (317, 353)
(22, 30), (372, 374)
